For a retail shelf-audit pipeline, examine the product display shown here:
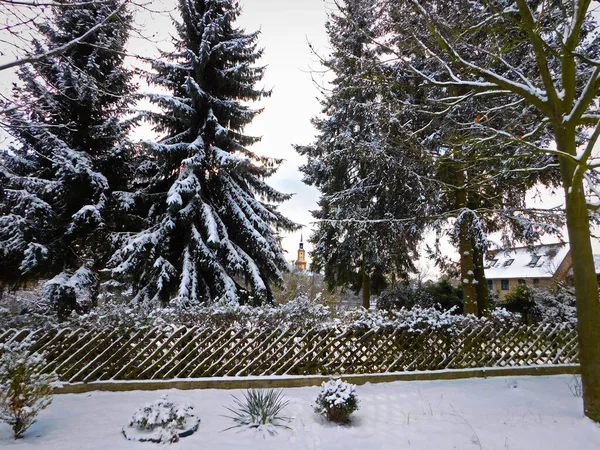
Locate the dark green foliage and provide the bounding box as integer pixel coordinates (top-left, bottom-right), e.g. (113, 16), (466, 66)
(424, 280), (464, 313)
(502, 284), (577, 325)
(503, 284), (539, 324)
(377, 280), (463, 313)
(376, 282), (432, 311)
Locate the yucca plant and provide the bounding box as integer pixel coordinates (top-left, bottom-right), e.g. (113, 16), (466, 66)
(223, 389), (291, 435)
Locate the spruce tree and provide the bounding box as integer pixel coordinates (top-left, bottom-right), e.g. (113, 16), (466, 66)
(297, 0), (427, 308)
(0, 0), (135, 316)
(107, 0), (296, 306)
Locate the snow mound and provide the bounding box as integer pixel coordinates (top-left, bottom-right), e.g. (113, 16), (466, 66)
(122, 395), (199, 444)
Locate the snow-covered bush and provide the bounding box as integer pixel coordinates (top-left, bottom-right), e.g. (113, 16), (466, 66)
(0, 340), (58, 439)
(224, 389), (291, 435)
(70, 295), (331, 331)
(344, 305), (520, 332)
(0, 291), (553, 333)
(534, 287), (577, 325)
(314, 378), (359, 424)
(501, 285), (577, 325)
(122, 395), (199, 443)
(39, 268), (98, 321)
(257, 295), (331, 328)
(0, 307), (11, 324)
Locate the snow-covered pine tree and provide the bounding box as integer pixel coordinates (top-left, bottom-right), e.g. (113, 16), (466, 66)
(0, 0), (135, 316)
(297, 0), (428, 308)
(107, 0), (297, 307)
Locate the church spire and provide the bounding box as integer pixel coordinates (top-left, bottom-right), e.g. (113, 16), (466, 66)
(295, 231), (307, 270)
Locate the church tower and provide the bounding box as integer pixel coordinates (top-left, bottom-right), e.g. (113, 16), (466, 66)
(295, 233), (307, 271)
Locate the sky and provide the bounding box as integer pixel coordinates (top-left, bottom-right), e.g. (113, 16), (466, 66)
(221, 0), (331, 263)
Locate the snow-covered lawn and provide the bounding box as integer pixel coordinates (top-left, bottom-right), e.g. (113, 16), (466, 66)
(2, 375), (599, 449)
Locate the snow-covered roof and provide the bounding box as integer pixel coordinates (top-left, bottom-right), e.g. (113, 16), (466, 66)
(595, 255), (600, 274)
(484, 243), (570, 280)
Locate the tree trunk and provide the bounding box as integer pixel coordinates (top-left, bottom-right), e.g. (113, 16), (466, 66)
(564, 179), (600, 422)
(472, 242), (490, 317)
(361, 257), (371, 309)
(456, 168), (477, 315)
(557, 130), (600, 423)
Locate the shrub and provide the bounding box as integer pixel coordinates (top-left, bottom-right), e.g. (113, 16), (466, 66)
(377, 280), (463, 313)
(422, 280), (464, 312)
(377, 282), (432, 311)
(503, 284), (539, 324)
(122, 395), (199, 443)
(41, 268), (98, 321)
(224, 389), (291, 435)
(314, 379), (359, 424)
(534, 286), (577, 325)
(0, 340), (58, 439)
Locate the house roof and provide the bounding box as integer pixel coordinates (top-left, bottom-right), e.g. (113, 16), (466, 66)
(484, 243), (570, 280)
(595, 255), (600, 274)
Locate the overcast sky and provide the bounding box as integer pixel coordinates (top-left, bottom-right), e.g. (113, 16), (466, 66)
(233, 0), (331, 263)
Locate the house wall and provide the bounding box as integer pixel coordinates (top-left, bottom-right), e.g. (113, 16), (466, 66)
(489, 278), (555, 299)
(489, 253), (574, 300)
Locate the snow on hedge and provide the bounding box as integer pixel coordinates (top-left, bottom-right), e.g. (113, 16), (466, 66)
(0, 294), (524, 333)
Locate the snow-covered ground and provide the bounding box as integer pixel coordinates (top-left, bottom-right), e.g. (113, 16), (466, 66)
(2, 375), (599, 449)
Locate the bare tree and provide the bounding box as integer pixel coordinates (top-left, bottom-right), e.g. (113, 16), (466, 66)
(377, 0), (600, 423)
(0, 1), (142, 72)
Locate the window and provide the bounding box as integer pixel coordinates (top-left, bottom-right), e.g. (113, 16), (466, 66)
(518, 279), (526, 285)
(487, 280), (493, 291)
(485, 259), (498, 269)
(533, 278), (540, 286)
(501, 279), (510, 290)
(503, 259), (514, 267)
(528, 255), (541, 267)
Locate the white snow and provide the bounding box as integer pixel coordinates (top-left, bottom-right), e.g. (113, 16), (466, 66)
(2, 375), (599, 449)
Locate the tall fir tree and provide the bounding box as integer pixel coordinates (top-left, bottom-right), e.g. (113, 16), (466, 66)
(106, 0), (297, 307)
(297, 0), (428, 308)
(0, 0), (136, 317)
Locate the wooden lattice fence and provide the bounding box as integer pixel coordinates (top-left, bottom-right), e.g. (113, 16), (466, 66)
(0, 324), (578, 383)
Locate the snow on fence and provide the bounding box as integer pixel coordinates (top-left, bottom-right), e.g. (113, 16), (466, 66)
(0, 324), (578, 383)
